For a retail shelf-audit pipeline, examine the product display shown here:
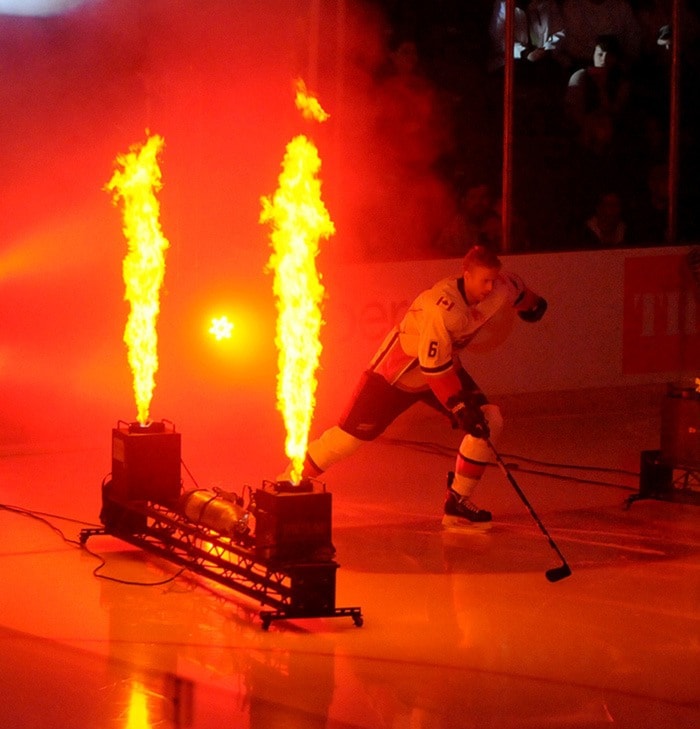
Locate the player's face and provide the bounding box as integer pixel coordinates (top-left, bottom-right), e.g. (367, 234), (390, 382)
(463, 265), (499, 304)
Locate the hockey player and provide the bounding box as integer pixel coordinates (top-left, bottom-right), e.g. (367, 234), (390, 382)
(287, 245), (547, 527)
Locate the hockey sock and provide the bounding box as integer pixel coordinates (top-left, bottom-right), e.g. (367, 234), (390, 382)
(452, 404), (503, 497)
(306, 425), (364, 472)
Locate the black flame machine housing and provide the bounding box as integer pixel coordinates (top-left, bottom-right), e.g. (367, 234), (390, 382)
(85, 420), (362, 630)
(628, 383), (700, 507)
(111, 420), (181, 504)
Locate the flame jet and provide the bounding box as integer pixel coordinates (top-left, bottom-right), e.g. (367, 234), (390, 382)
(294, 78), (330, 122)
(261, 81), (334, 483)
(106, 134), (169, 425)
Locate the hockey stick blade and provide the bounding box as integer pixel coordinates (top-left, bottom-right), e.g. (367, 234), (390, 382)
(545, 564), (572, 583)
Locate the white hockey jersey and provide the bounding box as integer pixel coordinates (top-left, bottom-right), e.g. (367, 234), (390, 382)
(369, 272), (527, 392)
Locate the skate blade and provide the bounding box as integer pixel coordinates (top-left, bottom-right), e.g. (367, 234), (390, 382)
(441, 514), (493, 532)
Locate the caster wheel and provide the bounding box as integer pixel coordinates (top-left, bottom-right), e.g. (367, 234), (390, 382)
(353, 615), (364, 627)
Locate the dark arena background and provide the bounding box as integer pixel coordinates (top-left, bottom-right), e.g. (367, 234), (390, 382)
(1, 2), (698, 728)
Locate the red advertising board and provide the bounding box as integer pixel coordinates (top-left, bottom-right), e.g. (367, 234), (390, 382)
(623, 254), (699, 374)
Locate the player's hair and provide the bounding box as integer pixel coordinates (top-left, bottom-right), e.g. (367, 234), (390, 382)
(462, 245), (501, 272)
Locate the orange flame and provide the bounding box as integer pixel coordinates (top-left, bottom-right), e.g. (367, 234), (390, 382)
(106, 134), (169, 425)
(261, 127), (334, 482)
(125, 680), (150, 729)
(294, 78), (330, 123)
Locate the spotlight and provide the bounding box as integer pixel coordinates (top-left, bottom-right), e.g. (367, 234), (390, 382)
(209, 315), (234, 341)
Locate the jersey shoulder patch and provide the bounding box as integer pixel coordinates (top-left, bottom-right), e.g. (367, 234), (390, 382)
(419, 280), (470, 336)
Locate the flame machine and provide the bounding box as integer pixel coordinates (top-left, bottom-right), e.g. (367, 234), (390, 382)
(627, 384), (700, 508)
(80, 421), (363, 630)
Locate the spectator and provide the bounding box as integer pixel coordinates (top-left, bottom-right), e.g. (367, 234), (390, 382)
(488, 0), (565, 71)
(628, 161), (669, 244)
(374, 38), (453, 171)
(434, 182), (532, 256)
(435, 182), (502, 257)
(565, 34), (631, 154)
(488, 1), (568, 135)
(633, 0), (671, 59)
(364, 37), (455, 260)
(559, 0), (641, 71)
(582, 191), (629, 246)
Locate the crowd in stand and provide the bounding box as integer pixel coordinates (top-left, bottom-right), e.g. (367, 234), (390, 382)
(367, 0), (700, 257)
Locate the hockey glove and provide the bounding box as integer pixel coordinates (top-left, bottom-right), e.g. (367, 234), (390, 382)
(518, 295), (547, 323)
(446, 394), (490, 440)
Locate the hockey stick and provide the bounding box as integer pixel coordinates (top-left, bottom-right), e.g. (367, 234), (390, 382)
(486, 438), (572, 582)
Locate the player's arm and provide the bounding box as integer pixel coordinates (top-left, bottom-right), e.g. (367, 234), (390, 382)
(423, 359), (463, 407)
(418, 302), (490, 438)
(417, 308), (463, 408)
(419, 342), (490, 438)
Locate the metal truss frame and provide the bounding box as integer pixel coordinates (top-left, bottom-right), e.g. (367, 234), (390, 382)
(80, 500), (363, 630)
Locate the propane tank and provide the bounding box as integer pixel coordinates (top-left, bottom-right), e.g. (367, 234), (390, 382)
(179, 489), (251, 538)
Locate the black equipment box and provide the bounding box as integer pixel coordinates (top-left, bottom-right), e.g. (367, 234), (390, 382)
(254, 486), (333, 563)
(660, 383), (700, 469)
(286, 563), (338, 615)
(627, 384), (700, 507)
(638, 449), (673, 500)
(110, 420), (181, 507)
(631, 449), (700, 507)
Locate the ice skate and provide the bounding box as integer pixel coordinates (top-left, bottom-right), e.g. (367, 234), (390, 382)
(441, 478), (492, 531)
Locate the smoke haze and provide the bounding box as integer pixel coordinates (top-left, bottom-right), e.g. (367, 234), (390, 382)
(0, 0), (456, 480)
